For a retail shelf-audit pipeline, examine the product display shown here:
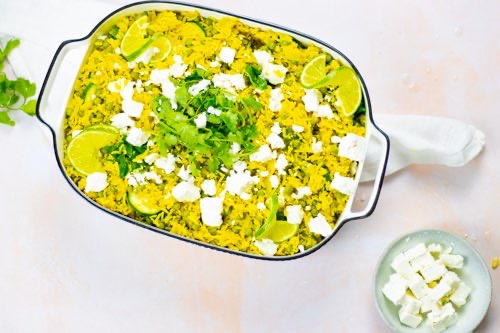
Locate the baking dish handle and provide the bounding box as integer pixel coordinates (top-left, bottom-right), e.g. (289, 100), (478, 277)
(36, 39), (89, 133)
(343, 124), (390, 220)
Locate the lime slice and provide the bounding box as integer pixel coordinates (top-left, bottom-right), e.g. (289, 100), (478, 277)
(148, 35), (172, 63)
(300, 54), (327, 89)
(261, 220), (299, 243)
(128, 191), (161, 215)
(81, 83), (96, 104)
(120, 16), (152, 61)
(67, 128), (120, 175)
(324, 66), (362, 116)
(85, 123), (120, 135)
(255, 195), (279, 240)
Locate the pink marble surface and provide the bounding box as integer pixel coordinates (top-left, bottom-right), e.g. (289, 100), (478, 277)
(0, 0), (498, 332)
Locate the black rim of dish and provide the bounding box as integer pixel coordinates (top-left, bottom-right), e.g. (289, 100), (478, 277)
(35, 0), (391, 261)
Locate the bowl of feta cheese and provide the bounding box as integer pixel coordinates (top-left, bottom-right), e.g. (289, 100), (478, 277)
(373, 229), (492, 333)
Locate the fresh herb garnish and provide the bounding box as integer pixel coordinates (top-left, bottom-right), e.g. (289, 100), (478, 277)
(0, 39), (37, 126)
(102, 138), (147, 178)
(244, 64), (268, 90)
(152, 75), (260, 172)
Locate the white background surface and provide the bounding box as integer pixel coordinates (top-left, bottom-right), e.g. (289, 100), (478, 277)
(0, 0), (498, 332)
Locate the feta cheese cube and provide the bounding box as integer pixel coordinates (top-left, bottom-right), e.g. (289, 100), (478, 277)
(161, 80), (178, 109)
(391, 253), (415, 278)
(427, 243), (443, 253)
(219, 46), (236, 65)
(400, 295), (423, 314)
(177, 165), (194, 182)
(275, 153), (288, 175)
(450, 282), (471, 306)
(404, 243), (427, 261)
(250, 144), (274, 162)
(126, 127), (149, 147)
(144, 170), (162, 184)
(200, 197), (224, 227)
(428, 280), (452, 301)
(122, 99), (144, 118)
(172, 181), (201, 202)
(194, 112), (207, 128)
(169, 55), (188, 78)
(308, 213), (333, 238)
(382, 273), (408, 305)
(209, 60), (220, 68)
(201, 179), (217, 196)
(427, 303), (457, 332)
(316, 104), (334, 118)
(154, 154), (177, 174)
(271, 122), (282, 134)
(253, 50), (274, 67)
(285, 205), (304, 224)
(291, 186), (312, 199)
(225, 168), (259, 198)
(441, 271), (461, 289)
(408, 273), (431, 298)
(398, 307), (423, 328)
(84, 172), (108, 193)
(269, 175), (279, 188)
(410, 252), (435, 272)
(302, 89), (322, 112)
(440, 254), (464, 269)
(261, 63), (288, 85)
(266, 132), (285, 149)
(330, 172), (356, 196)
(188, 79), (211, 96)
(254, 238), (278, 256)
(292, 124), (304, 133)
(269, 88), (284, 112)
(338, 133), (367, 162)
(421, 261), (448, 283)
(420, 294), (439, 313)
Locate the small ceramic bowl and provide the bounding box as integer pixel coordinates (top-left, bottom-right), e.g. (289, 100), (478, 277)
(373, 229), (492, 333)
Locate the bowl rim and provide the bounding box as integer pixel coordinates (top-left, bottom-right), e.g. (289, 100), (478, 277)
(372, 228), (493, 332)
(36, 0), (390, 261)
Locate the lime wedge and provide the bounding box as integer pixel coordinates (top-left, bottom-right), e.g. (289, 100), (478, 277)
(81, 83), (96, 104)
(120, 16), (151, 61)
(67, 128), (120, 175)
(128, 191), (161, 215)
(321, 66), (362, 116)
(148, 35), (172, 63)
(181, 21), (206, 38)
(262, 221), (299, 243)
(300, 54), (327, 88)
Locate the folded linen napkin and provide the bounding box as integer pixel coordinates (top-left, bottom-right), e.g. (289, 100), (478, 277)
(0, 36), (486, 183)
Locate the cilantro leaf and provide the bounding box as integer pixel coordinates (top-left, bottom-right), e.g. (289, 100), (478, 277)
(20, 99), (36, 116)
(0, 112), (15, 126)
(0, 39), (20, 71)
(244, 64), (267, 90)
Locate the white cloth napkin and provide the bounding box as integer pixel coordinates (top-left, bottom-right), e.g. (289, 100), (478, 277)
(361, 114), (485, 182)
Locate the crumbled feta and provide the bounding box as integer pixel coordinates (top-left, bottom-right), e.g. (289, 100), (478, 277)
(188, 79), (211, 96)
(71, 130), (83, 138)
(240, 192), (251, 200)
(298, 245), (305, 253)
(126, 127), (149, 147)
(126, 172), (146, 187)
(291, 186), (312, 199)
(207, 106), (222, 116)
(225, 164), (259, 199)
(119, 81), (135, 100)
(194, 112), (207, 128)
(122, 99), (144, 118)
(316, 104), (334, 118)
(135, 47), (159, 65)
(285, 205), (304, 224)
(149, 69), (170, 85)
(269, 175), (279, 188)
(311, 138), (323, 153)
(209, 60), (220, 68)
(161, 80), (178, 109)
(292, 124), (304, 133)
(338, 133), (367, 162)
(107, 78), (127, 93)
(302, 89), (322, 112)
(85, 172), (108, 193)
(331, 135), (342, 144)
(219, 46), (236, 65)
(266, 132), (285, 149)
(270, 122), (282, 135)
(114, 47), (121, 55)
(230, 142), (241, 155)
(257, 202), (266, 211)
(177, 165), (194, 182)
(113, 63), (121, 69)
(172, 181), (201, 202)
(155, 154), (177, 174)
(169, 55), (188, 78)
(135, 80), (144, 93)
(275, 153), (288, 175)
(230, 74), (246, 90)
(308, 213), (333, 237)
(269, 88), (284, 112)
(261, 63), (288, 85)
(250, 144), (274, 163)
(201, 179), (217, 196)
(260, 170), (269, 177)
(330, 172), (356, 195)
(253, 50), (274, 67)
(212, 73), (246, 95)
(144, 153), (159, 165)
(254, 238), (278, 256)
(200, 197), (224, 227)
(144, 170), (162, 184)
